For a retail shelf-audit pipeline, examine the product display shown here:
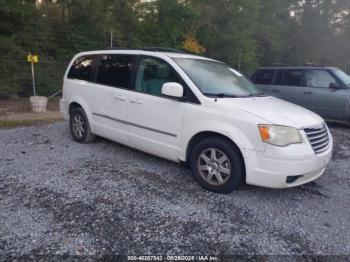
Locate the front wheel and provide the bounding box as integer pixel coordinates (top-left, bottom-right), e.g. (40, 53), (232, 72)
(190, 137), (244, 194)
(69, 107), (95, 143)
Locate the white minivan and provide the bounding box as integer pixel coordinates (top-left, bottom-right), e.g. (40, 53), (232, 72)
(60, 48), (333, 193)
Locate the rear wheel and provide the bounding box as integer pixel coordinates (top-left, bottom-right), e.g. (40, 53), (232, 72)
(69, 107), (95, 143)
(190, 137), (243, 194)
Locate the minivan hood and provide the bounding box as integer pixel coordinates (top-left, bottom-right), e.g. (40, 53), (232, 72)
(218, 96), (324, 129)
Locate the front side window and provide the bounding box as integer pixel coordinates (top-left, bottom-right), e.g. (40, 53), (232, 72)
(174, 58), (260, 97)
(332, 68), (350, 87)
(254, 70), (275, 85)
(136, 57), (182, 96)
(68, 56), (94, 81)
(305, 70), (337, 88)
(96, 55), (134, 88)
(277, 70), (303, 87)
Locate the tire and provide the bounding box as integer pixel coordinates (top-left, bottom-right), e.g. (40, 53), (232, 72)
(69, 107), (95, 143)
(190, 136), (244, 194)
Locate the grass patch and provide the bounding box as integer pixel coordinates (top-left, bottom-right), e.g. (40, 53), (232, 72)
(0, 118), (63, 129)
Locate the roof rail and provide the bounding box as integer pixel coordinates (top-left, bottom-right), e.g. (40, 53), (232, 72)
(272, 63), (289, 67)
(103, 47), (132, 50)
(102, 46), (189, 54)
(142, 47), (189, 53)
(303, 62), (323, 67)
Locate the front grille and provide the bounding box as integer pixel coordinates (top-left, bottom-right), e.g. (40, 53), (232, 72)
(304, 123), (330, 154)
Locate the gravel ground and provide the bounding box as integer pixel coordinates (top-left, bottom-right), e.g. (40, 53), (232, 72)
(0, 122), (349, 259)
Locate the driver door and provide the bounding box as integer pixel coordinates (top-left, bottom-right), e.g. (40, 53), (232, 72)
(127, 56), (186, 161)
(302, 69), (348, 119)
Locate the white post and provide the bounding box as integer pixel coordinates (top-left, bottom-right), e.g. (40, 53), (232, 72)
(238, 53), (242, 72)
(31, 60), (36, 96)
(110, 29), (113, 48)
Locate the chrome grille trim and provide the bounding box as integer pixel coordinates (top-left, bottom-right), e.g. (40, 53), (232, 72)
(309, 132), (328, 140)
(306, 129), (326, 136)
(312, 135), (329, 144)
(304, 123), (330, 154)
(313, 140), (329, 150)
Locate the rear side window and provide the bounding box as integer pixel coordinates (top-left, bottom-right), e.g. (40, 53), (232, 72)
(96, 55), (135, 88)
(254, 70), (275, 85)
(68, 56), (94, 81)
(276, 70), (303, 87)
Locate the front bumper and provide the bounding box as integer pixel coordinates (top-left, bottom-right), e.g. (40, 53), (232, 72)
(244, 135), (333, 189)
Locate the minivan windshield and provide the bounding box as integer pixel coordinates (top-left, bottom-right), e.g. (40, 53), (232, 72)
(174, 58), (261, 97)
(332, 69), (350, 87)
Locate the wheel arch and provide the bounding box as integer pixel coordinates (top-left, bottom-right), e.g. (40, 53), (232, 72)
(185, 131), (246, 183)
(69, 102), (82, 114)
(67, 97), (92, 121)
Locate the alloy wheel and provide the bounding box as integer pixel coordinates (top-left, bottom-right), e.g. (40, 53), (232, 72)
(197, 148), (231, 186)
(72, 114), (85, 138)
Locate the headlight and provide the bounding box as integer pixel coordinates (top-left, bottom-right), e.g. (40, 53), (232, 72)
(258, 125), (302, 147)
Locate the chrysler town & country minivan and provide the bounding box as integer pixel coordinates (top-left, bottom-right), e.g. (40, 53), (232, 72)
(60, 49), (333, 193)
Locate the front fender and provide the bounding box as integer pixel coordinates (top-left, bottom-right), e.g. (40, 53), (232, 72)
(179, 120), (264, 162)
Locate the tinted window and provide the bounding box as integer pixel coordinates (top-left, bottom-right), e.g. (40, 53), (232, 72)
(68, 56), (94, 81)
(96, 55), (134, 88)
(254, 70), (275, 85)
(136, 57), (182, 96)
(275, 70), (283, 85)
(305, 70), (337, 88)
(279, 70), (303, 87)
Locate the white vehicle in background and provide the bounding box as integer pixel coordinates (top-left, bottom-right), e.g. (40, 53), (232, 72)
(60, 48), (333, 193)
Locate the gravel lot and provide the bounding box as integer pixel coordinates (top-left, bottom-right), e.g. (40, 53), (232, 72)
(0, 122), (349, 259)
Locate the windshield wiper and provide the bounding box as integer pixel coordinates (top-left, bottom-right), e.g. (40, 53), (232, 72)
(203, 93), (238, 98)
(203, 93), (267, 98)
(241, 93), (266, 98)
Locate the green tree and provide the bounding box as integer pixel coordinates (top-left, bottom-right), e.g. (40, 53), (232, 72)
(0, 0), (52, 97)
(189, 0), (260, 73)
(1, 0), (350, 97)
(254, 0), (295, 67)
(135, 0), (196, 47)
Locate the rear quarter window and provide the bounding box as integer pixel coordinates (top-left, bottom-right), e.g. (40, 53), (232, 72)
(67, 56), (94, 81)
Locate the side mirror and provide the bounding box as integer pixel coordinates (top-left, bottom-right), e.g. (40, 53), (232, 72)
(329, 82), (341, 89)
(161, 82), (184, 98)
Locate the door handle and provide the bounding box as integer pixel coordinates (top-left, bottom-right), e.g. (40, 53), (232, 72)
(114, 95), (126, 101)
(130, 99), (142, 105)
(272, 89), (279, 93)
(304, 91), (312, 95)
